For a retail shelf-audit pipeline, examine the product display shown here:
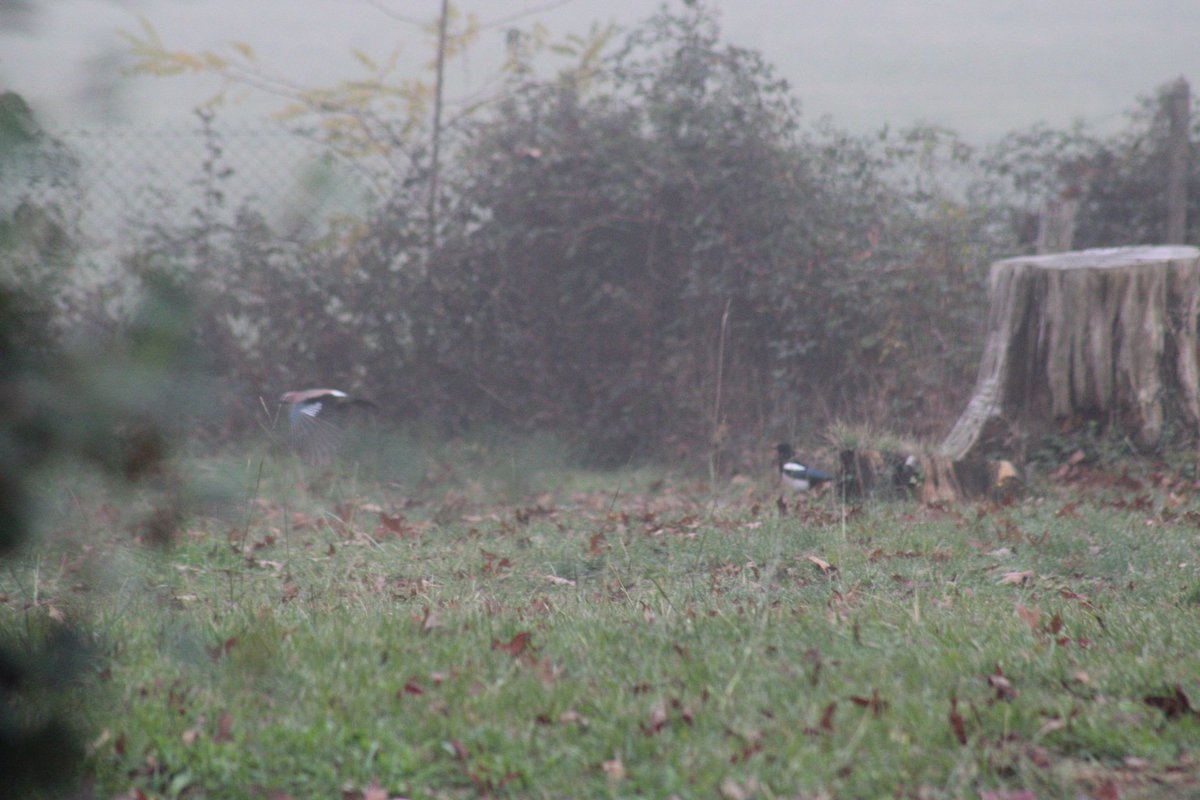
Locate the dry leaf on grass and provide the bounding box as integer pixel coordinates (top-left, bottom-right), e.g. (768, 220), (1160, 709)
(987, 665), (1017, 701)
(806, 555), (836, 575)
(602, 758), (626, 782)
(1000, 570), (1034, 585)
(213, 710), (233, 743)
(1015, 603), (1040, 630)
(1145, 686), (1198, 719)
(949, 696), (968, 745)
(849, 689), (888, 717)
(491, 631), (532, 657)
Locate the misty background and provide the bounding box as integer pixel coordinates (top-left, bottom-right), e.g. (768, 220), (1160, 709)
(4, 0), (1200, 139)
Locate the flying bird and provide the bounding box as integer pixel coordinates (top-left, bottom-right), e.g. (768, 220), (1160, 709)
(776, 443), (834, 492)
(279, 388), (376, 465)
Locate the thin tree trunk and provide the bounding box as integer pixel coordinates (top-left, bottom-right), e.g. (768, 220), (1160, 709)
(427, 0), (450, 250)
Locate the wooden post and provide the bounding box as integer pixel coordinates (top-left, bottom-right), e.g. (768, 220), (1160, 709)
(1166, 78), (1190, 244)
(1036, 197), (1078, 254)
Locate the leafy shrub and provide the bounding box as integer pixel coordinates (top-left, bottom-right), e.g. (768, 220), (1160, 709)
(395, 7), (1007, 462)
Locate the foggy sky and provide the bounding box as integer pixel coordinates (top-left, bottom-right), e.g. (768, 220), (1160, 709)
(2, 0), (1199, 141)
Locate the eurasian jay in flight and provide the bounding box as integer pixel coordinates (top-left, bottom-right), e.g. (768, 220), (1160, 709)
(279, 388), (376, 465)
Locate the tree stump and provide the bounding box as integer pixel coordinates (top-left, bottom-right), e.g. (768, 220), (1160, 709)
(940, 245), (1200, 460)
(837, 449), (920, 500)
(838, 448), (1019, 504)
(918, 456), (1019, 505)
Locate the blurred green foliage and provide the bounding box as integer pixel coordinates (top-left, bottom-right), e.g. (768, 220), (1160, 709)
(1, 89), (210, 795)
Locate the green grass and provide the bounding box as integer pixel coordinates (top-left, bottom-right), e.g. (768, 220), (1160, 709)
(5, 437), (1200, 799)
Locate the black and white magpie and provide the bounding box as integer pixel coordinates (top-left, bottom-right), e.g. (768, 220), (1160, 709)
(776, 443), (834, 492)
(279, 388), (376, 465)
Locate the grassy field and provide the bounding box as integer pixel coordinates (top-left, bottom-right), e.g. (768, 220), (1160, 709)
(6, 435), (1200, 799)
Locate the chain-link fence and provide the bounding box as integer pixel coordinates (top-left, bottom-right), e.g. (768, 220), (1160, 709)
(5, 119), (384, 255)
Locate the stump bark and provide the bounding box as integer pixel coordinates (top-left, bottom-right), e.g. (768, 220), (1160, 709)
(918, 456), (1019, 505)
(838, 449), (920, 500)
(941, 245), (1200, 460)
(838, 449), (1019, 504)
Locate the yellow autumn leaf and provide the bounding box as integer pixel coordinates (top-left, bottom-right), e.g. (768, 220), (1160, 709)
(230, 41), (255, 61)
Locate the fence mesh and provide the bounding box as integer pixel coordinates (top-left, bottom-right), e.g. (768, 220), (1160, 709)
(5, 119), (384, 256)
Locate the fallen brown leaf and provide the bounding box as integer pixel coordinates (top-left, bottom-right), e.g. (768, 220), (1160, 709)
(641, 702), (668, 735)
(987, 665), (1017, 701)
(1145, 686), (1197, 719)
(1036, 715), (1067, 738)
(949, 696), (968, 745)
(206, 636), (238, 662)
(720, 777), (759, 800)
(213, 710), (233, 743)
(587, 532), (608, 555)
(491, 631), (532, 657)
(1059, 589), (1097, 609)
(377, 512), (420, 540)
(1026, 744), (1051, 769)
(1123, 755), (1150, 771)
(559, 709), (586, 726)
(806, 555), (836, 575)
(819, 701), (836, 732)
(602, 758), (625, 782)
(849, 689), (888, 717)
(419, 606), (441, 633)
(1015, 603), (1040, 630)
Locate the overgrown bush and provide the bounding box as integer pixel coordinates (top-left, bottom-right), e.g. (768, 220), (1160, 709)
(400, 8), (1011, 462)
